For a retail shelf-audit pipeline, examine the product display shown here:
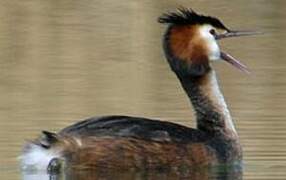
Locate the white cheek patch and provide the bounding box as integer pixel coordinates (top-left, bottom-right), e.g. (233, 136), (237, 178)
(207, 38), (220, 61)
(199, 25), (221, 61)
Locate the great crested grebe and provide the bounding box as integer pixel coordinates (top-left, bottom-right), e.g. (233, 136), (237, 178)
(21, 8), (258, 172)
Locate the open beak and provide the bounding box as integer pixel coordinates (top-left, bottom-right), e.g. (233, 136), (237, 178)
(220, 51), (250, 73)
(215, 30), (261, 73)
(215, 30), (261, 40)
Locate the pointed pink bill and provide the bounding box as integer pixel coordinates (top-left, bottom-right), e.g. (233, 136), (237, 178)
(215, 30), (263, 40)
(220, 51), (250, 74)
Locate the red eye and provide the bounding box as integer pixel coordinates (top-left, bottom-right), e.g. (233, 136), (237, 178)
(209, 29), (216, 35)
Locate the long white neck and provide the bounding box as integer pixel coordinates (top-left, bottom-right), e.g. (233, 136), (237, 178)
(178, 70), (237, 138)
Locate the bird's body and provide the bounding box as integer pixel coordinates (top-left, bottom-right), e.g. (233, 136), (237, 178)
(22, 115), (240, 171)
(20, 8), (257, 172)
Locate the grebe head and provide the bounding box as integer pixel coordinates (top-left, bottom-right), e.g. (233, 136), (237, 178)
(159, 8), (258, 76)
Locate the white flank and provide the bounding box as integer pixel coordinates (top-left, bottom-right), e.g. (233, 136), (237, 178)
(19, 143), (61, 171)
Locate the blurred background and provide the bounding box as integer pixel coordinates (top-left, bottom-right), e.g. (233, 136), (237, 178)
(0, 0), (286, 179)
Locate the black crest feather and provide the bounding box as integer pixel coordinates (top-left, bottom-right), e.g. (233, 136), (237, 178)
(158, 8), (229, 30)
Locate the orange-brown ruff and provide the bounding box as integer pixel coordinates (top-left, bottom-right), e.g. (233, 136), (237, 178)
(21, 8), (257, 173)
(169, 25), (209, 65)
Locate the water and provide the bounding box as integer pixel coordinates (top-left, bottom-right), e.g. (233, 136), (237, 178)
(0, 0), (285, 179)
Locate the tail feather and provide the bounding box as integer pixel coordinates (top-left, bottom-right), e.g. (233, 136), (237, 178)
(40, 131), (59, 149)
